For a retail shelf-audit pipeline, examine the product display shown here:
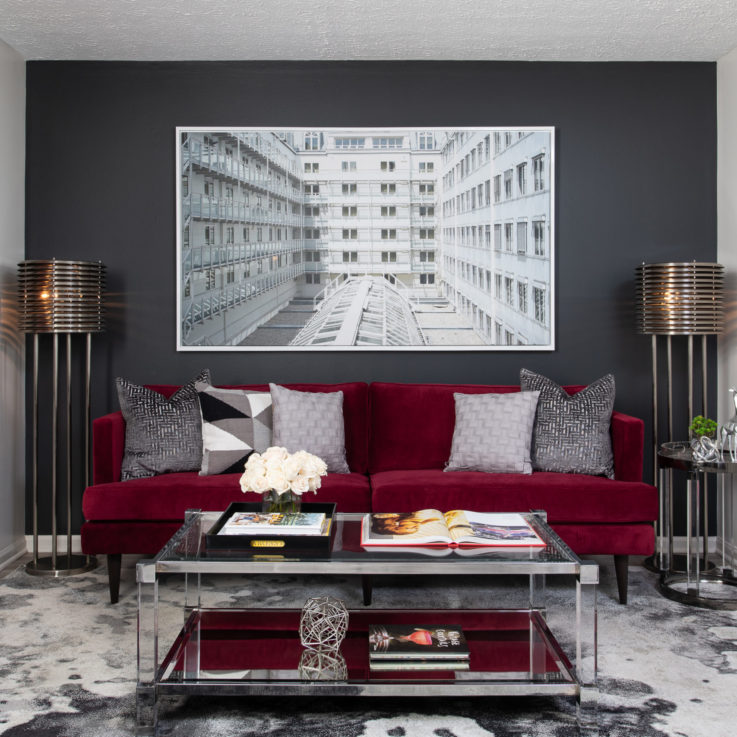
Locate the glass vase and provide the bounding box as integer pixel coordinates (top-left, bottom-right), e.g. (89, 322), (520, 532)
(262, 489), (302, 514)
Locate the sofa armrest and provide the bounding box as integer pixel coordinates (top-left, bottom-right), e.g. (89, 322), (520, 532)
(93, 412), (126, 485)
(611, 411), (645, 482)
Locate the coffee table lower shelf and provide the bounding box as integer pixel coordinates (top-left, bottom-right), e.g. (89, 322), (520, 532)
(138, 608), (586, 726)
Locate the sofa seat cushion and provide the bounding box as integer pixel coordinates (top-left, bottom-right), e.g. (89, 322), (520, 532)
(369, 470), (657, 524)
(83, 471), (371, 521)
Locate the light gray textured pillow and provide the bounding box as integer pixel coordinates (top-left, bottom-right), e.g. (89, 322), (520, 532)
(520, 368), (615, 478)
(269, 384), (350, 474)
(117, 369), (211, 481)
(445, 391), (540, 474)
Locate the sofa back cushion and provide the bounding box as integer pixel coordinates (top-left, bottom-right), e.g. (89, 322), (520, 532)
(369, 382), (582, 474)
(142, 382), (369, 474)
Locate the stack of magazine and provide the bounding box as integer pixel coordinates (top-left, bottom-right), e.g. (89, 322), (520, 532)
(218, 511), (327, 536)
(368, 624), (470, 671)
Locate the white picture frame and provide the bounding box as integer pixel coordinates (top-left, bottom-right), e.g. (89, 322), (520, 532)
(176, 126), (555, 351)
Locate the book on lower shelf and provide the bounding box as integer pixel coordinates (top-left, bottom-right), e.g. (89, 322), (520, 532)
(218, 511), (326, 536)
(361, 510), (545, 548)
(368, 624), (470, 661)
(369, 659), (470, 672)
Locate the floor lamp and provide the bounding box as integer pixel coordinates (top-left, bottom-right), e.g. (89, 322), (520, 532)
(19, 259), (105, 576)
(636, 261), (725, 571)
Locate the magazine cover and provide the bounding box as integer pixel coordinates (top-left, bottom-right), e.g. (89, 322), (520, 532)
(368, 624), (469, 660)
(219, 511), (326, 536)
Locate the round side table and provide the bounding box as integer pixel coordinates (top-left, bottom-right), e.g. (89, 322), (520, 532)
(657, 443), (737, 609)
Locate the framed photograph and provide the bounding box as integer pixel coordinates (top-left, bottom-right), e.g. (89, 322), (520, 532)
(176, 127), (554, 351)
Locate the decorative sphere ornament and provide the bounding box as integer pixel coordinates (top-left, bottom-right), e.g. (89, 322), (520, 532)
(299, 595), (349, 651)
(298, 648), (348, 681)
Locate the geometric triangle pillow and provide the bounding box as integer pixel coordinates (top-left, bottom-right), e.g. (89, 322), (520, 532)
(195, 383), (273, 475)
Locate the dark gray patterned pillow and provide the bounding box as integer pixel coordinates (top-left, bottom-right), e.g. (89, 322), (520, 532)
(269, 384), (350, 473)
(520, 369), (615, 478)
(117, 369), (211, 480)
(445, 391), (540, 474)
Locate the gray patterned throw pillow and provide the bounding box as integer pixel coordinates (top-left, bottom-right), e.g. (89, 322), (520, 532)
(520, 369), (615, 478)
(196, 383), (273, 476)
(269, 384), (350, 474)
(117, 369), (211, 480)
(445, 391), (541, 474)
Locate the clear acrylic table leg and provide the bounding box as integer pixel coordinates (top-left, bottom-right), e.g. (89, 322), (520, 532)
(661, 467), (672, 574)
(529, 571), (547, 679)
(687, 475), (701, 596)
(136, 559), (158, 736)
(576, 562), (598, 735)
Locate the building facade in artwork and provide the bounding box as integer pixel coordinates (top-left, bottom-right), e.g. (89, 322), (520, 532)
(180, 129), (441, 346)
(180, 130), (305, 346)
(439, 130), (552, 346)
(297, 129), (441, 298)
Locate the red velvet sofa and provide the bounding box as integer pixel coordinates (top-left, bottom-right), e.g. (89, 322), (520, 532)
(82, 381), (657, 605)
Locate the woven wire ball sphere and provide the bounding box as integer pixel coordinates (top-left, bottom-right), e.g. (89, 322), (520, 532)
(298, 648), (348, 681)
(299, 596), (349, 651)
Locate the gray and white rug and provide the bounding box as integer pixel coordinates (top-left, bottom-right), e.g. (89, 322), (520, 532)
(0, 560), (736, 737)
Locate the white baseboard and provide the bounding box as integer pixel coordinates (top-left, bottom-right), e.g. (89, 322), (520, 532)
(24, 534), (83, 555)
(0, 537), (27, 571)
(655, 535), (718, 554)
(716, 536), (737, 567)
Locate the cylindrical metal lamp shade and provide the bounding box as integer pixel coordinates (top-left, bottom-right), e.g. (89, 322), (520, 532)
(18, 259), (105, 334)
(636, 262), (724, 336)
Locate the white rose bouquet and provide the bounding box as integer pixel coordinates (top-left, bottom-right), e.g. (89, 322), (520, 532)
(240, 447), (328, 505)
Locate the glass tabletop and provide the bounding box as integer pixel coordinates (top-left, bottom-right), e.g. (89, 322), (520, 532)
(147, 511), (586, 576)
(659, 441), (737, 474)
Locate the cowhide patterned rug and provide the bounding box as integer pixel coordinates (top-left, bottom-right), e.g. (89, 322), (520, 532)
(0, 558), (735, 737)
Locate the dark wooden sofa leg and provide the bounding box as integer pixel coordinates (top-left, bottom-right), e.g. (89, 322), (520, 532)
(362, 575), (373, 606)
(108, 554), (122, 604)
(614, 554), (628, 605)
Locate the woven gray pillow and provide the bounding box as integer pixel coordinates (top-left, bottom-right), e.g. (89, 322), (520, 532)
(269, 383), (350, 474)
(445, 391), (540, 474)
(520, 368), (615, 478)
(117, 369), (211, 480)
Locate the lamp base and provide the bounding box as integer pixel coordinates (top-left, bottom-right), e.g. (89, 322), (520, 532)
(643, 553), (715, 574)
(26, 555), (98, 577)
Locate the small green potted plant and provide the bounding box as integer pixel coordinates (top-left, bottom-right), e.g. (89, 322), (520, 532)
(689, 415), (718, 440)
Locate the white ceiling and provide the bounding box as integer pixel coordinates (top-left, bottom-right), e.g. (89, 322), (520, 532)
(1, 0), (737, 62)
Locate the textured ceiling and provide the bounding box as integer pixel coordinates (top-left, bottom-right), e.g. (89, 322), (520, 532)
(1, 0), (737, 61)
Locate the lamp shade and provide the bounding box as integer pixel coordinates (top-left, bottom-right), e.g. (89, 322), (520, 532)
(635, 262), (724, 336)
(18, 259), (105, 334)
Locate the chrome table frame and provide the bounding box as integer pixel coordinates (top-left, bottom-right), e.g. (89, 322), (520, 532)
(658, 445), (737, 609)
(136, 510), (598, 735)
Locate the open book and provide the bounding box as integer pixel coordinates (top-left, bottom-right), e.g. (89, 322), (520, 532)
(360, 510), (545, 548)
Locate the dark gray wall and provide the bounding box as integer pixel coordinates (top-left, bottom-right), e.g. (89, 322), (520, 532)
(24, 61), (717, 534)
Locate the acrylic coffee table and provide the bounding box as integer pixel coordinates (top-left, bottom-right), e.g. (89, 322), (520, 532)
(136, 510), (598, 735)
